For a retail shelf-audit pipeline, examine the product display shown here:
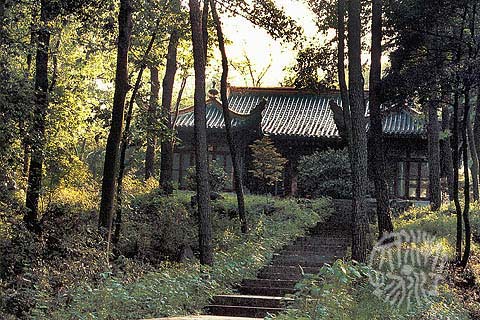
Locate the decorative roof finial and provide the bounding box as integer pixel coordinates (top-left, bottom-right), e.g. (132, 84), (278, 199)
(207, 81), (219, 99)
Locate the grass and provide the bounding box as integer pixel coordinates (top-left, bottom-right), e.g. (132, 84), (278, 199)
(5, 190), (333, 320)
(274, 202), (480, 320)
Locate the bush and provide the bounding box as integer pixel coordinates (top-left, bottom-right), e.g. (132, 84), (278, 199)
(117, 190), (196, 263)
(0, 204), (110, 319)
(298, 149), (352, 199)
(185, 160), (228, 192)
(28, 195), (333, 319)
(276, 260), (470, 320)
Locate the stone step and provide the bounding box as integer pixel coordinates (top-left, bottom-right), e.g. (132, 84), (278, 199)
(294, 236), (350, 244)
(212, 295), (293, 308)
(280, 246), (347, 255)
(258, 265), (320, 276)
(257, 272), (303, 281)
(156, 316), (264, 319)
(241, 279), (297, 289)
(272, 255), (336, 267)
(293, 239), (350, 247)
(207, 305), (284, 318)
(238, 286), (296, 296)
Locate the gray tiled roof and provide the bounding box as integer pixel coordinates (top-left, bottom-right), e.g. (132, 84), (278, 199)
(228, 88), (341, 138)
(381, 109), (425, 136)
(175, 100), (247, 130)
(174, 87), (425, 138)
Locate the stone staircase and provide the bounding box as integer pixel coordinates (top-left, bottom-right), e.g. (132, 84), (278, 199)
(206, 223), (351, 318)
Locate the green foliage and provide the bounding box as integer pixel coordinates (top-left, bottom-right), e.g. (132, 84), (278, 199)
(185, 160), (228, 192)
(298, 149), (352, 199)
(249, 137), (288, 188)
(276, 203), (480, 320)
(276, 260), (470, 320)
(0, 204), (110, 319)
(117, 190), (196, 262)
(6, 192), (332, 319)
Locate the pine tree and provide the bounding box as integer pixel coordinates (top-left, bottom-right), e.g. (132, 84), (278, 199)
(249, 137), (287, 192)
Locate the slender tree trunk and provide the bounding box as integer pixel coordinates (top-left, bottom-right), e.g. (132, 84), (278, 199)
(427, 100), (442, 210)
(441, 105), (454, 201)
(369, 0), (393, 237)
(114, 26), (157, 243)
(172, 75), (189, 128)
(189, 0), (213, 265)
(145, 66), (159, 180)
(99, 0), (132, 233)
(337, 0), (351, 142)
(452, 92), (462, 262)
(348, 0), (371, 262)
(467, 113), (479, 202)
(210, 0), (248, 234)
(159, 29), (180, 194)
(474, 86), (480, 187)
(0, 0), (5, 31)
(461, 86), (471, 267)
(25, 0), (50, 232)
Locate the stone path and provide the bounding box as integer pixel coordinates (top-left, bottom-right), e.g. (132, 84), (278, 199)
(205, 222), (351, 318)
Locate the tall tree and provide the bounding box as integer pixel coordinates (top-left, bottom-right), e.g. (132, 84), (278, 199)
(210, 0), (248, 233)
(452, 92), (463, 262)
(467, 110), (479, 201)
(348, 0), (371, 262)
(145, 66), (159, 180)
(441, 105), (454, 201)
(474, 86), (480, 186)
(159, 23), (180, 195)
(427, 99), (442, 210)
(189, 0), (213, 265)
(114, 28), (157, 243)
(98, 0), (133, 233)
(460, 86), (472, 267)
(369, 0), (394, 237)
(337, 0), (350, 142)
(25, 0), (50, 231)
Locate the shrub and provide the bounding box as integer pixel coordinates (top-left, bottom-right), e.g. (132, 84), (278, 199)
(117, 190), (196, 263)
(276, 260), (470, 320)
(248, 137), (288, 191)
(185, 160), (228, 192)
(28, 195), (333, 319)
(0, 204), (110, 319)
(298, 149), (352, 199)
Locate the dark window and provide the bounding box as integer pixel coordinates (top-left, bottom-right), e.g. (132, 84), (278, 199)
(394, 161), (429, 200)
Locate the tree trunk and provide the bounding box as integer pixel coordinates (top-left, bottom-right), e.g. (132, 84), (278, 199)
(472, 84), (480, 199)
(441, 105), (454, 201)
(467, 112), (479, 202)
(427, 100), (442, 210)
(25, 0), (50, 232)
(145, 66), (159, 180)
(0, 0), (5, 31)
(336, 0), (351, 142)
(348, 0), (371, 262)
(99, 0), (132, 232)
(452, 92), (462, 262)
(210, 0), (248, 234)
(369, 0), (393, 238)
(172, 75), (189, 128)
(189, 0), (213, 265)
(461, 86), (471, 267)
(159, 29), (180, 194)
(114, 39), (156, 245)
(474, 86), (480, 188)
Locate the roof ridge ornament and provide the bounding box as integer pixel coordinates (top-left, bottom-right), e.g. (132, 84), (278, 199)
(207, 81), (219, 99)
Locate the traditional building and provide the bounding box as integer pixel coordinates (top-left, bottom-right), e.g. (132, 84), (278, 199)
(173, 86), (428, 200)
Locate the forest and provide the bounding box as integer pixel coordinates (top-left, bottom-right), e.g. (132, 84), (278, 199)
(1, 0), (480, 319)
